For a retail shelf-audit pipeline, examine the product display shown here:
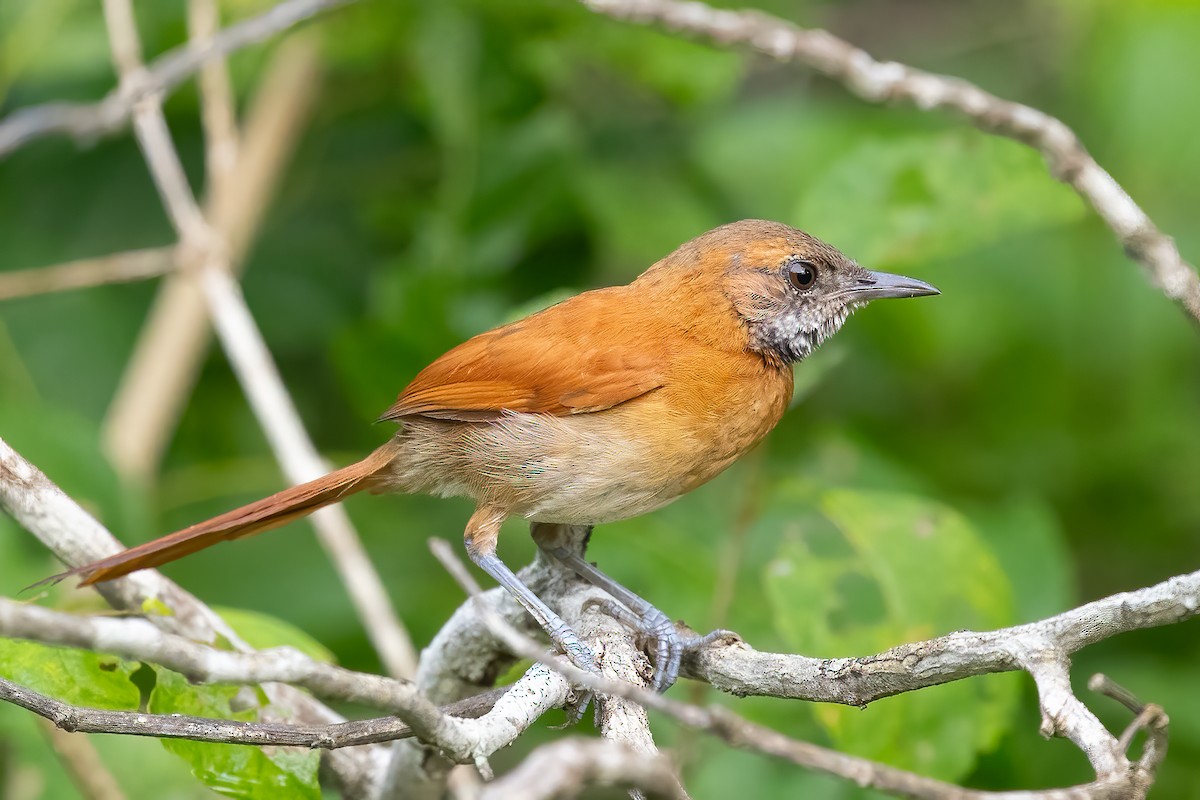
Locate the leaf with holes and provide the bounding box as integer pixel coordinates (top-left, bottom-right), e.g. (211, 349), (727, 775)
(0, 637), (140, 711)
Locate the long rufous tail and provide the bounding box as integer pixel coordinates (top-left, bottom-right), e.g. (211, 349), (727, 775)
(50, 444), (399, 587)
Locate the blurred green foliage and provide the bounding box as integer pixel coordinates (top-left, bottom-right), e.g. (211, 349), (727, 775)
(2, 0), (1200, 797)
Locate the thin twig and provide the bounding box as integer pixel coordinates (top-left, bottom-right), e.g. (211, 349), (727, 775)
(188, 0), (240, 201)
(581, 0), (1200, 324)
(0, 247), (175, 301)
(198, 268), (419, 680)
(95, 0), (418, 682)
(4, 677), (509, 750)
(102, 35), (319, 480)
(0, 0), (354, 158)
(1089, 673), (1145, 715)
(0, 598), (413, 711)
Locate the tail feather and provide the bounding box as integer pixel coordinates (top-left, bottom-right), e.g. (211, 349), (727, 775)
(49, 445), (397, 588)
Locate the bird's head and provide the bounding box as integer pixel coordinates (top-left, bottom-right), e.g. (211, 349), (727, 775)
(684, 220), (939, 364)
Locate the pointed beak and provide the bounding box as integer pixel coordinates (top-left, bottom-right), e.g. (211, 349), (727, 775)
(847, 270), (940, 301)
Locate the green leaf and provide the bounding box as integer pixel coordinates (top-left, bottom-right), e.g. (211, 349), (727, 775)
(764, 487), (1018, 782)
(0, 637), (139, 710)
(150, 669), (319, 800)
(796, 130), (1086, 268)
(214, 606), (336, 664)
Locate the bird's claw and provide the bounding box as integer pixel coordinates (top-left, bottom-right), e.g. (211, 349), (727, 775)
(548, 636), (598, 726)
(585, 597), (709, 693)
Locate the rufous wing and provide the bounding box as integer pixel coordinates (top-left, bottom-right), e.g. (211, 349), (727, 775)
(380, 287), (668, 422)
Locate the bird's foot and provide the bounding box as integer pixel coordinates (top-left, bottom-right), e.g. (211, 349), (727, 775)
(547, 627), (598, 725)
(557, 633), (599, 675)
(586, 598), (739, 692)
(581, 598), (673, 692)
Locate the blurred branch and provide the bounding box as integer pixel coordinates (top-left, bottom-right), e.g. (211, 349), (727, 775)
(0, 0), (354, 158)
(102, 35), (319, 481)
(581, 0), (1200, 325)
(0, 247), (175, 301)
(471, 738), (687, 800)
(198, 267), (420, 680)
(188, 0), (240, 202)
(38, 719), (127, 800)
(94, 0), (419, 682)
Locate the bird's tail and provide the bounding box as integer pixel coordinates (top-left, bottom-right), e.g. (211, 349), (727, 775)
(47, 443), (400, 588)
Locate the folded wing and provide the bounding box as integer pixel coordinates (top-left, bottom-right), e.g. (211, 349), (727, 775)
(381, 287), (668, 422)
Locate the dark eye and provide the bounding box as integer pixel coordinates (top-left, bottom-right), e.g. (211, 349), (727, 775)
(786, 259), (818, 291)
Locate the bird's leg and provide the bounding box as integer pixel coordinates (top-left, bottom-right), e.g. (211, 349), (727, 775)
(465, 507), (597, 675)
(530, 523), (707, 693)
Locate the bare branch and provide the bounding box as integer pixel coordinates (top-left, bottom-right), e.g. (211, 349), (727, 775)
(684, 569), (1200, 705)
(585, 609), (678, 800)
(475, 738), (687, 800)
(0, 599), (413, 711)
(384, 542), (561, 800)
(5, 435), (1183, 798)
(0, 247), (175, 301)
(1090, 674), (1170, 772)
(1, 676), (511, 750)
(0, 658), (568, 759)
(0, 0), (354, 158)
(580, 0), (1200, 324)
(188, 0), (241, 201)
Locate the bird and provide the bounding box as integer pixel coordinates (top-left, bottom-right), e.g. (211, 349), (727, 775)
(50, 220), (938, 691)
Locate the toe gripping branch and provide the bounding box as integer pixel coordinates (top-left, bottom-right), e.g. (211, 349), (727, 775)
(540, 543), (731, 693)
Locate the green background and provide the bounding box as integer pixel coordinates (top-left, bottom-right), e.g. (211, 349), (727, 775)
(2, 0), (1199, 797)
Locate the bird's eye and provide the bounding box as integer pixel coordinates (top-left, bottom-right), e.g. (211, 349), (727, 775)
(786, 260), (818, 291)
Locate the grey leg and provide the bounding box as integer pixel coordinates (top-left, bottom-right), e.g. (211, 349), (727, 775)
(540, 544), (706, 693)
(463, 506), (597, 676)
(470, 551), (597, 674)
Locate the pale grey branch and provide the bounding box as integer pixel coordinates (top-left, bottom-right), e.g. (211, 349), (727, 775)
(0, 247), (176, 301)
(475, 738), (687, 800)
(0, 675), (509, 750)
(0, 599), (414, 711)
(581, 0), (1200, 324)
(0, 0), (354, 158)
(683, 569), (1200, 705)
